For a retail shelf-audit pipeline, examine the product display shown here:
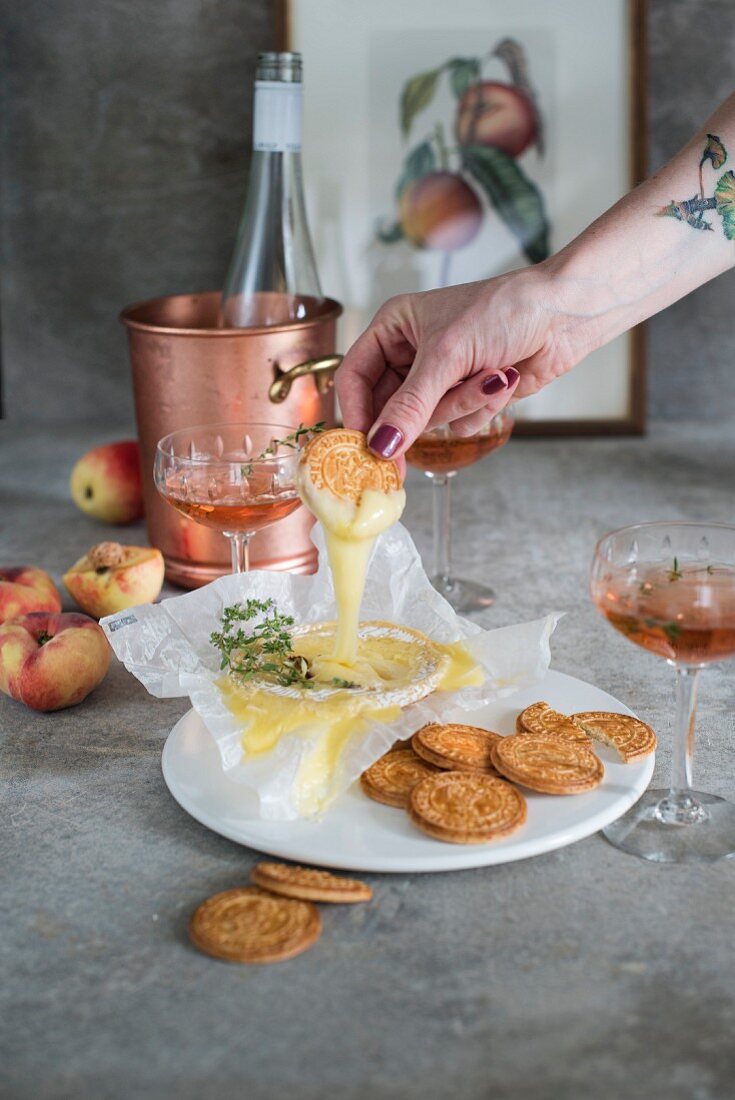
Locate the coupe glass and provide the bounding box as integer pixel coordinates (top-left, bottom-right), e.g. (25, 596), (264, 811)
(590, 521), (735, 862)
(405, 409), (513, 613)
(154, 422), (304, 574)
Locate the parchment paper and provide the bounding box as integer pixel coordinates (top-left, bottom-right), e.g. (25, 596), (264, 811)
(102, 523), (560, 820)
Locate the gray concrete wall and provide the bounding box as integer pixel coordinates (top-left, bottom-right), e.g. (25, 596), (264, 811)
(0, 0), (275, 423)
(647, 0), (735, 423)
(0, 0), (733, 424)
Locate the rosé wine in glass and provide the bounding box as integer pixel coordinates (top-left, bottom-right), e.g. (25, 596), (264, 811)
(590, 521), (735, 863)
(405, 410), (513, 614)
(154, 423), (306, 575)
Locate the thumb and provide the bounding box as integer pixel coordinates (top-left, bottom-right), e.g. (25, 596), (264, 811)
(366, 345), (456, 459)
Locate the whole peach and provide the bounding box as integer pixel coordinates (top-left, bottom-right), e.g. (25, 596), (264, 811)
(455, 81), (537, 157)
(63, 542), (165, 618)
(399, 172), (483, 251)
(0, 566), (61, 624)
(70, 440), (144, 524)
(0, 611), (110, 712)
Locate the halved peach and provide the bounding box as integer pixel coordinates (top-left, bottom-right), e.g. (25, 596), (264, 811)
(63, 542), (164, 618)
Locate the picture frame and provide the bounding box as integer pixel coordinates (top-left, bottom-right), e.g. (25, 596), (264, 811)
(279, 0), (647, 435)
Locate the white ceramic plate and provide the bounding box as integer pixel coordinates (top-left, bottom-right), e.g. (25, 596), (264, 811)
(161, 670), (654, 873)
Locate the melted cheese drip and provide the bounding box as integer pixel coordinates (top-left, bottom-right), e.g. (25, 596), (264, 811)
(220, 632), (484, 816)
(296, 473), (406, 668)
(220, 467), (486, 817)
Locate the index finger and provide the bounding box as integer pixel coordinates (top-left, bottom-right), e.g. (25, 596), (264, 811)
(334, 327), (390, 434)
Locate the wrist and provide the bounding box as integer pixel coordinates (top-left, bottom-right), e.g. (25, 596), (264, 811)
(535, 239), (629, 362)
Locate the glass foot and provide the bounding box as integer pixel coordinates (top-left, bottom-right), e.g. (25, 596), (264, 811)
(430, 574), (495, 614)
(603, 788), (735, 863)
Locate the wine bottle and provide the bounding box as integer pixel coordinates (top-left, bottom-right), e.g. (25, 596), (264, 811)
(220, 51), (322, 328)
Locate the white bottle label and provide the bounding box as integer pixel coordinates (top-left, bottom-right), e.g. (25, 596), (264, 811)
(253, 81), (302, 152)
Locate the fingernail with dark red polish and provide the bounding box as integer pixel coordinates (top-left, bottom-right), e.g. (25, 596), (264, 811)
(369, 423), (404, 459)
(504, 367), (520, 386)
(481, 373), (508, 396)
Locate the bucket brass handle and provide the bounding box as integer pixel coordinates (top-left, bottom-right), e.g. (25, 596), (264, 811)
(269, 354), (343, 403)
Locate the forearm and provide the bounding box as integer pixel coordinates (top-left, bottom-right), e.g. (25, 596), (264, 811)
(545, 93), (735, 359)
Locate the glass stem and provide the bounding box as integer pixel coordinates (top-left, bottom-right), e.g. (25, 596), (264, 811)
(228, 532), (250, 574)
(672, 665), (698, 792)
(658, 665), (706, 825)
(431, 473), (452, 584)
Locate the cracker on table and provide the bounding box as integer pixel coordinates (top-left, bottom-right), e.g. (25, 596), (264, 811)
(408, 771), (527, 844)
(361, 746), (439, 809)
(412, 722), (502, 774)
(188, 886), (321, 964)
(573, 711), (656, 762)
(492, 733), (604, 795)
(251, 861), (372, 904)
(516, 701), (591, 745)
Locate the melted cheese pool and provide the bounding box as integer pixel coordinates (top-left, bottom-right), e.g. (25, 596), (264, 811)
(220, 623), (484, 816)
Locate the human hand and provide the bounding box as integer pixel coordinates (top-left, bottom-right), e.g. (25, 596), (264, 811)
(335, 262), (588, 459)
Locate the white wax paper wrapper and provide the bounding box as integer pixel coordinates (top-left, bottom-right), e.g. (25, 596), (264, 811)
(102, 523), (560, 820)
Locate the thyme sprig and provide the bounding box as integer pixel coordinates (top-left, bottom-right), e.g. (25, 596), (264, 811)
(263, 421), (325, 457)
(211, 598), (303, 684)
(241, 422), (325, 477)
(668, 556), (683, 582)
(211, 597), (355, 690)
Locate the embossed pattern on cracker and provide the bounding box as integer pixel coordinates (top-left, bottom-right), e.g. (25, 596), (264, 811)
(412, 723), (502, 773)
(573, 711), (657, 762)
(516, 701), (591, 744)
(251, 862), (372, 903)
(360, 746), (439, 808)
(492, 733), (604, 795)
(188, 886), (321, 964)
(300, 428), (402, 503)
(408, 771), (527, 844)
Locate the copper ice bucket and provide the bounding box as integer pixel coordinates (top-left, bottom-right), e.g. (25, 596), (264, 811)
(120, 291), (341, 588)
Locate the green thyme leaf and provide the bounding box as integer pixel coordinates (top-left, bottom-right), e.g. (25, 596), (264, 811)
(240, 423), (326, 479)
(211, 596), (355, 691)
(668, 557), (683, 582)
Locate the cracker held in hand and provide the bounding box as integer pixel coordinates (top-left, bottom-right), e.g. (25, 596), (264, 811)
(412, 723), (502, 774)
(492, 733), (604, 795)
(188, 886), (321, 964)
(251, 862), (372, 904)
(408, 771), (527, 844)
(300, 428), (402, 503)
(516, 701), (591, 745)
(360, 746), (439, 808)
(573, 711), (657, 762)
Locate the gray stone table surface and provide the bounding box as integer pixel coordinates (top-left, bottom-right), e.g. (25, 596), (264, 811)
(1, 421), (734, 1100)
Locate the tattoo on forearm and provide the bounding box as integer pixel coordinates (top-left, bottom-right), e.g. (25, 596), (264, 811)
(659, 133), (735, 240)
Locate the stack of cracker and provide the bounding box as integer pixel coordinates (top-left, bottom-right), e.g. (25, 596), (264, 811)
(189, 861), (373, 965)
(360, 704), (655, 846)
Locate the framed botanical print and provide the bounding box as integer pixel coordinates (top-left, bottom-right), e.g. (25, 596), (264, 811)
(279, 0), (647, 434)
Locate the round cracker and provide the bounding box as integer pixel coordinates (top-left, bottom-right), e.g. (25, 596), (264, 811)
(412, 723), (502, 774)
(573, 711), (656, 762)
(360, 746), (438, 808)
(492, 733), (604, 795)
(516, 701), (591, 744)
(251, 861), (372, 904)
(300, 428), (402, 503)
(408, 771), (527, 844)
(188, 886), (321, 964)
